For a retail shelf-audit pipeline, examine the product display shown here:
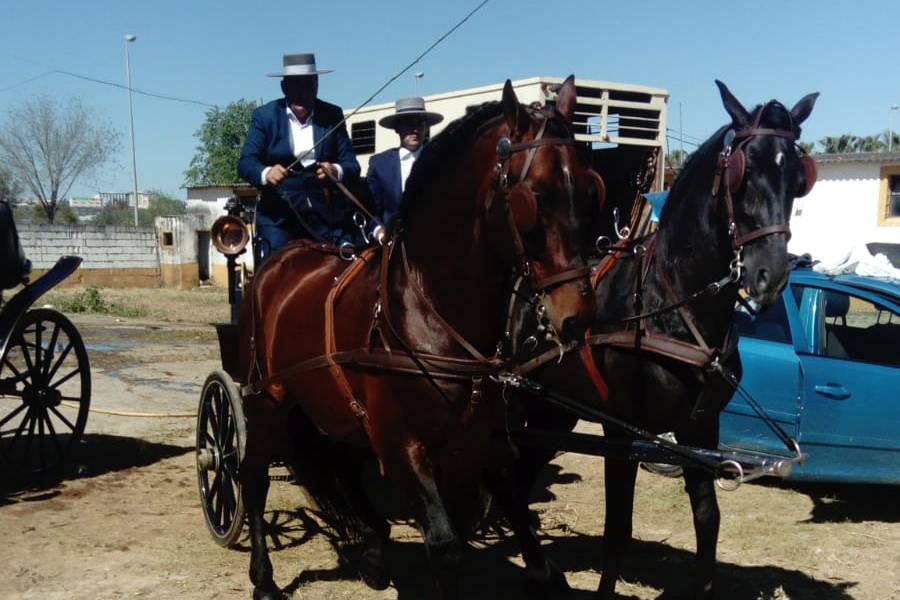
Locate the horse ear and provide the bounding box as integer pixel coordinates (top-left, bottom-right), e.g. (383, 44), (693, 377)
(715, 80), (750, 127)
(790, 92), (819, 126)
(555, 75), (577, 122)
(502, 79), (529, 135)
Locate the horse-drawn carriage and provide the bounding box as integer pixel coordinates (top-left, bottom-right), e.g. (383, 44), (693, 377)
(192, 78), (819, 599)
(0, 202), (91, 475)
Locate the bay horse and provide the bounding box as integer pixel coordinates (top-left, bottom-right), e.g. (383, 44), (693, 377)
(507, 81), (818, 598)
(237, 76), (600, 600)
(0, 200), (31, 291)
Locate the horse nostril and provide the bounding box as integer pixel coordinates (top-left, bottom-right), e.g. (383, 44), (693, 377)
(560, 315), (586, 343)
(755, 268), (770, 294)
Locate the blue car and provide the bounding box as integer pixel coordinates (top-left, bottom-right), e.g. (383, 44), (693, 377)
(720, 268), (900, 484)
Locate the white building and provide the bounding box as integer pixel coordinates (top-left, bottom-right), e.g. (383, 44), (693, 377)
(790, 152), (900, 265)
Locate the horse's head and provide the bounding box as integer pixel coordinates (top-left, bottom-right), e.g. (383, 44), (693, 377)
(485, 76), (599, 344)
(0, 200), (31, 290)
(714, 81), (818, 305)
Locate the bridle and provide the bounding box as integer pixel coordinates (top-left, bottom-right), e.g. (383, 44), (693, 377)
(711, 101), (816, 254)
(485, 109), (590, 294)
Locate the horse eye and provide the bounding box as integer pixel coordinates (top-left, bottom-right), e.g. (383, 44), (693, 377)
(774, 152), (784, 167)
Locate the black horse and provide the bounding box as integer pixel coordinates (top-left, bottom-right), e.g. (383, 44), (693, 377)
(507, 81), (818, 598)
(0, 200), (31, 291)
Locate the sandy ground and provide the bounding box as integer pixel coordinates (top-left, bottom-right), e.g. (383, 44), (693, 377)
(1, 312), (899, 600)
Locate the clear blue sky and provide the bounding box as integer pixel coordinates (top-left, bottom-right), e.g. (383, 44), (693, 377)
(2, 0), (897, 199)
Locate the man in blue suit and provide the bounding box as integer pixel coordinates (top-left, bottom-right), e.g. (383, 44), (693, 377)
(365, 97), (443, 235)
(238, 53), (361, 263)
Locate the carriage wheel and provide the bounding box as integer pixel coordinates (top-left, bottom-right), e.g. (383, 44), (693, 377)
(0, 308), (91, 474)
(196, 369), (246, 547)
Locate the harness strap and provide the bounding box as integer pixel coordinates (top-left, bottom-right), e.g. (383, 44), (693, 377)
(241, 347), (497, 397)
(586, 331), (714, 369)
(533, 265), (591, 291)
(324, 246), (378, 420)
(734, 223), (791, 247)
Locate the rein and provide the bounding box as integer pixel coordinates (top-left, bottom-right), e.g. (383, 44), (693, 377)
(243, 110), (590, 417)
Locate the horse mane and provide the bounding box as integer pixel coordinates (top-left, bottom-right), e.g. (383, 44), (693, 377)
(398, 101), (504, 219)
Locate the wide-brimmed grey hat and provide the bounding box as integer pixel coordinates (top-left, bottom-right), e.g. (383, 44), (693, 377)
(266, 53), (333, 77)
(378, 96), (444, 129)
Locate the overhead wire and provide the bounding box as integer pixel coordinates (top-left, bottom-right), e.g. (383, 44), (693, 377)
(288, 0), (491, 170)
(0, 53), (218, 108)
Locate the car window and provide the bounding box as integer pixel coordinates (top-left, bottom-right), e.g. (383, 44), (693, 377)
(803, 286), (900, 367)
(735, 294), (791, 343)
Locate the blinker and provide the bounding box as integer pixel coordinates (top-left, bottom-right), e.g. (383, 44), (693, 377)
(496, 137), (511, 160)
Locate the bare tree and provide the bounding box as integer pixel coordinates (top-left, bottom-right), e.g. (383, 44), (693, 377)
(0, 165), (21, 204)
(0, 96), (120, 223)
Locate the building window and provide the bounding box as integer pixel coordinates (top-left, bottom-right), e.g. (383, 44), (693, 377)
(880, 165), (900, 225)
(351, 121), (376, 155)
(161, 231), (174, 247)
(890, 174), (900, 218)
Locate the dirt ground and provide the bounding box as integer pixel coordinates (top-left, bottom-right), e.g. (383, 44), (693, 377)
(1, 290), (899, 600)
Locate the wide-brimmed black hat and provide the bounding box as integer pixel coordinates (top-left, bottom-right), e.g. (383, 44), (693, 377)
(379, 96), (444, 129)
(266, 53), (332, 77)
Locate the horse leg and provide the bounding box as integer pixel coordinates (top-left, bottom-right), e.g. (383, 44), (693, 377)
(241, 410), (279, 600)
(484, 464), (571, 597)
(339, 453), (392, 590)
(596, 446), (638, 599)
(681, 466), (719, 599)
(401, 443), (462, 600)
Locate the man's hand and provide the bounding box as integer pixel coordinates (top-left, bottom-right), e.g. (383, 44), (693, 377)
(316, 161), (338, 181)
(265, 165), (289, 185)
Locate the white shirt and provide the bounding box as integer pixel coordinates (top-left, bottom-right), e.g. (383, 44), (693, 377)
(399, 146), (422, 193)
(260, 106), (343, 185)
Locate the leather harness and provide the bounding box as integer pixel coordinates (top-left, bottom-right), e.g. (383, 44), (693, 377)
(242, 108), (591, 427)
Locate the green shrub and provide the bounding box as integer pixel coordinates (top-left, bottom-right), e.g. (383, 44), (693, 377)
(53, 287), (145, 317)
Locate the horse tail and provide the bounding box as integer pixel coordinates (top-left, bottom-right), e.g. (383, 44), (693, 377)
(285, 406), (367, 545)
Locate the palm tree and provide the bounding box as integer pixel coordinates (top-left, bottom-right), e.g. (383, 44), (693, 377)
(881, 129), (900, 151)
(819, 134), (858, 154)
(856, 135), (885, 152)
(798, 141), (815, 155)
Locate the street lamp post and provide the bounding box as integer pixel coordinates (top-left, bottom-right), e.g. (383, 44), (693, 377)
(414, 72), (424, 96)
(124, 34), (139, 227)
(891, 105), (899, 153)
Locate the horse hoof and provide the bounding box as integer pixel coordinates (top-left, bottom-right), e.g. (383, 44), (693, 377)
(252, 587), (283, 600)
(358, 549), (391, 591)
(525, 560), (571, 598)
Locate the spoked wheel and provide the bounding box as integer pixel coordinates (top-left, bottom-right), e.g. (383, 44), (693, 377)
(196, 369), (246, 547)
(0, 308), (91, 474)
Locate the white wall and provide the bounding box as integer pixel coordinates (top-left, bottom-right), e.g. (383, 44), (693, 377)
(789, 161), (899, 264)
(18, 224), (159, 270)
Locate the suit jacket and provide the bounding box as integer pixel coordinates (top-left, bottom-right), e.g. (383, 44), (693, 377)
(238, 98), (361, 243)
(365, 148), (402, 225)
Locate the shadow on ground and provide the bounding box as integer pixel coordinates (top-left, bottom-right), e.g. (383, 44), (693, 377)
(750, 478), (900, 524)
(220, 502), (856, 600)
(0, 433), (191, 504)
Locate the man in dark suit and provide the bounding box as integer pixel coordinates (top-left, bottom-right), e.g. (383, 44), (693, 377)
(365, 97), (443, 236)
(238, 53), (360, 263)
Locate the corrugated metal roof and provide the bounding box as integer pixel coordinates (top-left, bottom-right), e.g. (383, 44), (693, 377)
(812, 151), (900, 164)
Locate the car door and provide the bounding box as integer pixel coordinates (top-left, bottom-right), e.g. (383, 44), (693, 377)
(792, 283), (900, 484)
(719, 293), (802, 455)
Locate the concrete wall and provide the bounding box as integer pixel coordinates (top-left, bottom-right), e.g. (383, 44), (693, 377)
(18, 224), (160, 288)
(156, 215), (201, 289)
(790, 161), (900, 264)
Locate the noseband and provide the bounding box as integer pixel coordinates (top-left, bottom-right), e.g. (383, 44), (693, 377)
(711, 102), (811, 251)
(486, 111), (589, 292)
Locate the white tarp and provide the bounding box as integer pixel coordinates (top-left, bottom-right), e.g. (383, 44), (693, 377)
(812, 243), (900, 282)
